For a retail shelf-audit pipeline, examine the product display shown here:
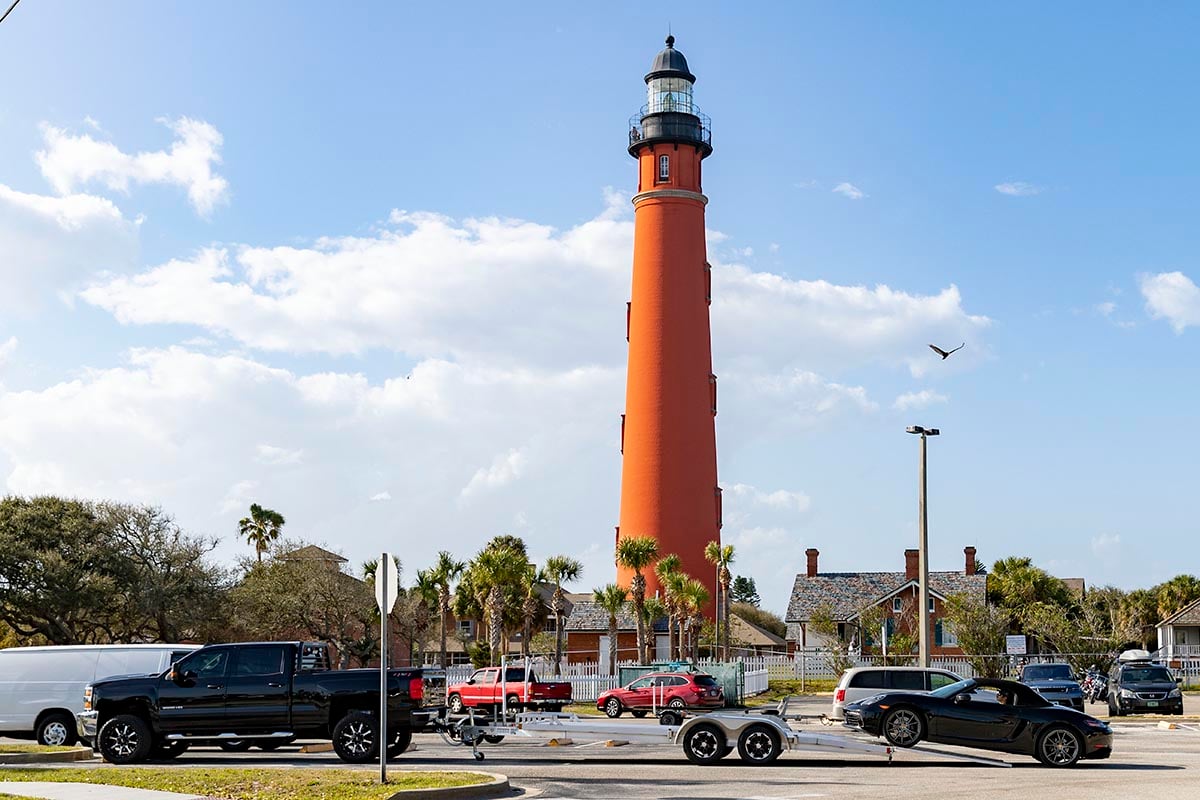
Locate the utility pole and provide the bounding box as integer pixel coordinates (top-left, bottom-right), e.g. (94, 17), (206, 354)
(906, 426), (939, 668)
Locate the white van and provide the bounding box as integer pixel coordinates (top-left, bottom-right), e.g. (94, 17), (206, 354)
(831, 666), (963, 720)
(0, 644), (199, 745)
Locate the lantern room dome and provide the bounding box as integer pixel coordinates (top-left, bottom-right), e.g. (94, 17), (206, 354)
(646, 35), (696, 83)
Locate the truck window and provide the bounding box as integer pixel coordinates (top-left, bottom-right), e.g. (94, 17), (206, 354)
(180, 649), (229, 679)
(471, 670), (496, 685)
(234, 646), (286, 676)
(504, 668), (530, 683)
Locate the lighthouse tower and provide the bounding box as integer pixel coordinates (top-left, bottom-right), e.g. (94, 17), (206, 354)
(617, 36), (719, 608)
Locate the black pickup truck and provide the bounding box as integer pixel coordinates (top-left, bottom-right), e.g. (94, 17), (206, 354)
(77, 641), (445, 764)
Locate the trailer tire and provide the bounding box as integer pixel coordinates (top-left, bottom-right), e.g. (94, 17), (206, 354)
(658, 710), (683, 726)
(483, 734), (505, 744)
(737, 723), (782, 765)
(332, 711), (379, 764)
(682, 723), (727, 766)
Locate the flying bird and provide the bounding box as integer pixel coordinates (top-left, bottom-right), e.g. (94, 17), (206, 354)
(929, 342), (965, 360)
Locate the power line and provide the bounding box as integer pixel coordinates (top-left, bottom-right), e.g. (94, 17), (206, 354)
(0, 0), (21, 27)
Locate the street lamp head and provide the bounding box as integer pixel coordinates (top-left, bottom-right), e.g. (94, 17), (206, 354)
(927, 428), (940, 436)
(906, 426), (924, 435)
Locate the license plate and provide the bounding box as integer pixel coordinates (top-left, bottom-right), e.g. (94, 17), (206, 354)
(1147, 701), (1159, 707)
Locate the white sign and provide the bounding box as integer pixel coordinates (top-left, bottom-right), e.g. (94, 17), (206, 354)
(1005, 634), (1027, 655)
(375, 553), (400, 614)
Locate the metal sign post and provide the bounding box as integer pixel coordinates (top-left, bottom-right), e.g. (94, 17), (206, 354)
(375, 553), (400, 784)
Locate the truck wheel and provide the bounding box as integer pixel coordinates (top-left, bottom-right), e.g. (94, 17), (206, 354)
(737, 723), (782, 765)
(448, 694), (465, 714)
(218, 740), (253, 752)
(333, 711), (379, 764)
(682, 723), (727, 766)
(387, 729), (413, 758)
(36, 712), (77, 747)
(506, 694), (522, 712)
(98, 714), (153, 764)
(153, 740), (189, 760)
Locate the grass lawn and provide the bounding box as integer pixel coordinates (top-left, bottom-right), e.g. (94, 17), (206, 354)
(0, 794), (44, 800)
(0, 745), (79, 754)
(0, 768), (490, 800)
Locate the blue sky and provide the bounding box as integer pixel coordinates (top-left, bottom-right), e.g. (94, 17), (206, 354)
(1, 2), (1198, 614)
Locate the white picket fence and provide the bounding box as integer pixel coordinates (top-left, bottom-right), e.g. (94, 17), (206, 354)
(744, 667), (769, 696)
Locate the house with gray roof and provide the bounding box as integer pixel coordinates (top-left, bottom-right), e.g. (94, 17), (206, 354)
(784, 546), (987, 656)
(1156, 597), (1200, 660)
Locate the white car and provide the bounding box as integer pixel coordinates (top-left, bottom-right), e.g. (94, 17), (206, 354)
(0, 644), (198, 745)
(831, 666), (963, 720)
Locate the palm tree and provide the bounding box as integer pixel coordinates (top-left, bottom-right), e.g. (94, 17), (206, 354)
(238, 503), (285, 563)
(518, 563), (547, 658)
(466, 544), (528, 665)
(680, 578), (710, 662)
(427, 551), (465, 668)
(412, 569), (439, 665)
(615, 535), (659, 665)
(641, 597), (667, 662)
(544, 555), (583, 675)
(704, 541), (735, 660)
(593, 584), (628, 676)
(654, 554), (682, 660)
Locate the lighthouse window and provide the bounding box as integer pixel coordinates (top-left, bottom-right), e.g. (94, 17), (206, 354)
(658, 155), (670, 181)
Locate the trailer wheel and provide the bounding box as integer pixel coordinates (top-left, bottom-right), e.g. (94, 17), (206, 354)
(682, 723), (727, 766)
(332, 711), (379, 763)
(483, 734), (505, 744)
(658, 710), (683, 726)
(737, 723), (782, 765)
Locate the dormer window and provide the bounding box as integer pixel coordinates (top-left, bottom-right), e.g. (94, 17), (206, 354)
(658, 154), (670, 181)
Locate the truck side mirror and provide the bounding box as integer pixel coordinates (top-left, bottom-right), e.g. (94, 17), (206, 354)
(466, 678), (476, 685)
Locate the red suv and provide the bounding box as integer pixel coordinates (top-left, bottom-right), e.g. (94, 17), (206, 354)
(596, 672), (724, 718)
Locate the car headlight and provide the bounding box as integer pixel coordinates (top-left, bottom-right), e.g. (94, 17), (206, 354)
(83, 685), (93, 711)
(1168, 688), (1182, 699)
(1120, 689), (1135, 699)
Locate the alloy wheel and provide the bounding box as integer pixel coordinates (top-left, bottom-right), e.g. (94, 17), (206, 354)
(690, 728), (719, 759)
(103, 722), (141, 758)
(340, 720), (375, 756)
(1041, 728), (1081, 766)
(42, 721), (70, 746)
(884, 709), (922, 747)
(741, 729), (775, 761)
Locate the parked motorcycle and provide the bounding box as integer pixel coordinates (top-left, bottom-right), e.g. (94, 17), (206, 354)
(1081, 667), (1108, 703)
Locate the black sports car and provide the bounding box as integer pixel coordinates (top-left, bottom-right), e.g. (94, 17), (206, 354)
(843, 677), (1112, 767)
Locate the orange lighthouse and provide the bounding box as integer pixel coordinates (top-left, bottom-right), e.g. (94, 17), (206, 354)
(617, 36), (719, 608)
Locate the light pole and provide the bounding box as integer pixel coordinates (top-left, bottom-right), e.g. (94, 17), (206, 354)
(906, 425), (939, 668)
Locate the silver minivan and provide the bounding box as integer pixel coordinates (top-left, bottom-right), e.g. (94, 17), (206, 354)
(831, 666), (963, 720)
(0, 644), (198, 745)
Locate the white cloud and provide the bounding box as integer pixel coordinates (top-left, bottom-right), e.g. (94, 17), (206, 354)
(1095, 301), (1116, 317)
(220, 480), (259, 515)
(36, 117), (229, 216)
(460, 448), (528, 500)
(892, 389), (948, 411)
(727, 483), (811, 513)
(0, 337), (16, 369)
(994, 181), (1043, 197)
(1091, 533), (1121, 558)
(0, 185), (138, 310)
(255, 444), (304, 465)
(1139, 271), (1200, 333)
(369, 491), (392, 502)
(832, 182), (865, 200)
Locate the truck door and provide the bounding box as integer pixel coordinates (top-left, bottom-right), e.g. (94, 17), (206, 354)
(224, 645), (290, 731)
(158, 647), (231, 733)
(471, 669), (497, 705)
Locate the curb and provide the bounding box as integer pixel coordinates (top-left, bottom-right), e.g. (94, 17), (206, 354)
(0, 747), (94, 765)
(385, 771), (510, 800)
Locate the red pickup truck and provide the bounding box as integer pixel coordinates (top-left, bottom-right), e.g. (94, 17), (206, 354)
(447, 667), (571, 713)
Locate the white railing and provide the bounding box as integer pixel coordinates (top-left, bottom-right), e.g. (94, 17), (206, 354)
(744, 667), (769, 696)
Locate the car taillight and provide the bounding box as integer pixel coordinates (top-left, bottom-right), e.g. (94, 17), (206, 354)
(83, 685), (93, 711)
(835, 689), (846, 703)
(409, 677), (424, 702)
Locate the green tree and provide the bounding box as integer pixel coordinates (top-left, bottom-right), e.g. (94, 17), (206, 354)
(426, 551), (465, 669)
(615, 535), (659, 665)
(680, 577), (710, 661)
(518, 563), (547, 658)
(943, 592), (1012, 678)
(543, 555), (583, 675)
(462, 542), (528, 665)
(654, 554), (683, 660)
(592, 584), (628, 676)
(729, 602), (786, 638)
(1155, 575), (1200, 621)
(730, 576), (760, 606)
(704, 541), (735, 660)
(987, 556), (1073, 620)
(237, 503), (286, 564)
(642, 596), (667, 661)
(1121, 588), (1160, 650)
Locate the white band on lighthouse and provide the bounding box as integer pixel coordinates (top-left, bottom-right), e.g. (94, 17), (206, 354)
(631, 188), (709, 207)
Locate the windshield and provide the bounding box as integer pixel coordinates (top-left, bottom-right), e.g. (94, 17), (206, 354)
(930, 678), (976, 699)
(1122, 667), (1173, 682)
(1023, 664), (1073, 681)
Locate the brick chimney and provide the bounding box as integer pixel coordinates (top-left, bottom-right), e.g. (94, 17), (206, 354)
(904, 548), (919, 581)
(805, 548), (820, 578)
(964, 546), (977, 576)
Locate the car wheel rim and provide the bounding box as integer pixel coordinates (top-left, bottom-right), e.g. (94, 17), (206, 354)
(670, 700), (685, 709)
(606, 700), (619, 715)
(341, 721), (375, 756)
(886, 711), (920, 746)
(691, 729), (719, 759)
(450, 696), (462, 712)
(103, 722), (140, 757)
(743, 730), (774, 761)
(1043, 730), (1079, 765)
(43, 721), (69, 746)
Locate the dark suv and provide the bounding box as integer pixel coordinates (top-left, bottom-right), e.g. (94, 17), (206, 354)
(1108, 661), (1183, 716)
(1018, 663), (1084, 711)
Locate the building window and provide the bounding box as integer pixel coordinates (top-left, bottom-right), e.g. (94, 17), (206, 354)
(457, 620), (474, 636)
(658, 154), (670, 181)
(892, 597), (902, 613)
(929, 597), (936, 613)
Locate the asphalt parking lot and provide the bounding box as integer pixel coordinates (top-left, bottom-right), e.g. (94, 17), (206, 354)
(5, 697), (1200, 800)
